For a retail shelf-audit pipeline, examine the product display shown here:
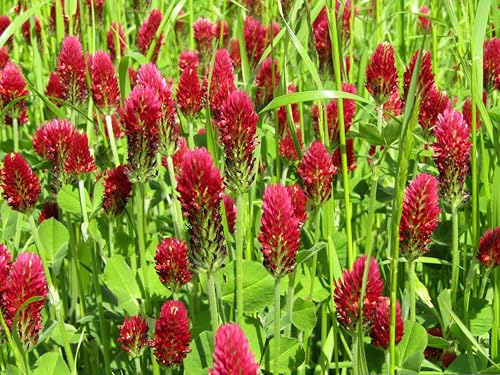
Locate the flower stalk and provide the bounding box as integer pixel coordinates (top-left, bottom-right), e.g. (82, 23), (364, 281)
(136, 183), (151, 313)
(105, 114), (120, 166)
(274, 275), (281, 375)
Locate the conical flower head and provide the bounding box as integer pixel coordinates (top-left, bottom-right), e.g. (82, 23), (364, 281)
(333, 255), (384, 332)
(0, 62), (29, 124)
(400, 173), (441, 260)
(38, 200), (60, 223)
(193, 18), (215, 61)
(57, 36), (87, 104)
(332, 139), (356, 172)
(121, 85), (162, 182)
(137, 9), (164, 63)
(403, 50), (434, 102)
(217, 90), (258, 194)
(297, 141), (336, 207)
(177, 67), (204, 118)
(258, 184), (301, 277)
(155, 238), (192, 290)
(476, 227), (500, 269)
(230, 38), (241, 69)
(418, 6), (432, 30)
(223, 194), (236, 234)
(418, 85), (450, 134)
(90, 51), (120, 114)
(0, 153), (41, 213)
(243, 16), (267, 67)
(150, 300), (191, 368)
(103, 165), (132, 216)
(286, 184), (308, 226)
(209, 49), (236, 120)
(484, 38), (500, 92)
(0, 47), (9, 70)
(107, 22), (126, 62)
(432, 109), (471, 205)
(178, 50), (199, 72)
(209, 323), (259, 375)
(117, 315), (149, 357)
(313, 8), (332, 74)
(45, 72), (64, 107)
(0, 244), (12, 302)
(64, 131), (96, 176)
(462, 95), (487, 132)
(33, 119), (76, 163)
(2, 252), (48, 349)
(255, 57), (280, 110)
(370, 297), (404, 348)
(215, 20), (230, 46)
(137, 64), (178, 156)
(365, 42), (398, 104)
(176, 148), (226, 272)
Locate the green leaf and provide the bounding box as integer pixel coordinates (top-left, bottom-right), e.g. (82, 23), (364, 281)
(184, 331), (214, 373)
(33, 352), (70, 375)
(353, 122), (384, 145)
(37, 218), (69, 274)
(241, 316), (265, 361)
(216, 260), (274, 313)
(437, 289), (452, 329)
(103, 255), (140, 315)
(395, 321), (427, 372)
(291, 298), (317, 331)
(457, 297), (494, 336)
(296, 242), (326, 264)
(1, 203), (19, 243)
(427, 334), (450, 349)
(49, 323), (81, 346)
(57, 184), (91, 214)
(263, 337), (305, 373)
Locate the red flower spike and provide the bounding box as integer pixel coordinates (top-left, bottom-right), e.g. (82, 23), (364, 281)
(370, 297), (404, 348)
(64, 131), (96, 176)
(171, 137), (188, 173)
(22, 16), (42, 44)
(0, 16), (12, 48)
(279, 129), (303, 162)
(418, 85), (450, 133)
(476, 227), (500, 269)
(193, 18), (215, 60)
(243, 16), (267, 67)
(0, 62), (29, 125)
(403, 50), (434, 102)
(223, 194), (237, 234)
(45, 72), (64, 107)
(441, 352), (457, 368)
(175, 10), (186, 33)
(332, 139), (356, 172)
(215, 20), (230, 45)
(86, 0), (105, 18)
(424, 327), (444, 361)
(107, 22), (126, 62)
(400, 173), (441, 260)
(286, 184), (308, 227)
(138, 10), (164, 63)
(277, 84), (299, 134)
(366, 42), (398, 104)
(33, 119), (76, 163)
(176, 148), (226, 272)
(463, 97), (480, 132)
(57, 36), (87, 103)
(484, 38), (500, 92)
(154, 238), (192, 290)
(258, 184), (301, 277)
(0, 153), (41, 213)
(0, 47), (9, 69)
(0, 244), (12, 302)
(229, 38), (241, 69)
(298, 141), (336, 206)
(313, 8), (332, 74)
(432, 109), (471, 205)
(178, 50), (199, 72)
(150, 300), (192, 368)
(383, 90), (403, 121)
(121, 85), (162, 182)
(209, 49), (236, 120)
(209, 323), (260, 375)
(335, 0), (355, 45)
(90, 51), (120, 114)
(240, 0), (261, 17)
(117, 315), (149, 357)
(217, 90), (259, 193)
(136, 64), (178, 156)
(333, 255), (384, 331)
(255, 57), (280, 110)
(103, 165), (132, 216)
(2, 252), (48, 349)
(38, 200), (60, 223)
(177, 67), (204, 118)
(418, 6), (432, 31)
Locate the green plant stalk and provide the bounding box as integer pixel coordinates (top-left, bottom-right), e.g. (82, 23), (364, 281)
(78, 179), (89, 236)
(0, 308), (29, 374)
(14, 213), (23, 252)
(91, 242), (110, 373)
(285, 270), (296, 337)
(409, 260), (416, 321)
(136, 183), (151, 313)
(235, 193), (245, 324)
(308, 208), (322, 298)
(13, 117), (19, 152)
(108, 220), (115, 257)
(375, 0), (383, 42)
(134, 356), (142, 375)
(450, 204), (460, 305)
(207, 270), (219, 332)
(492, 268), (500, 361)
(327, 0), (354, 268)
(187, 116), (195, 149)
(165, 155), (184, 239)
(105, 114), (120, 166)
(274, 276), (281, 375)
(189, 0), (194, 49)
(479, 267), (491, 298)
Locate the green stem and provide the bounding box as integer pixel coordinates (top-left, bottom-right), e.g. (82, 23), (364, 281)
(274, 276), (281, 375)
(13, 117), (19, 152)
(409, 260), (416, 321)
(479, 267), (491, 299)
(187, 117), (195, 149)
(136, 183), (151, 313)
(105, 114), (120, 166)
(235, 194), (245, 324)
(207, 270), (219, 332)
(451, 204), (459, 305)
(285, 270), (296, 337)
(108, 219), (115, 257)
(78, 179), (89, 241)
(308, 208), (322, 298)
(189, 0), (194, 50)
(134, 356), (142, 375)
(166, 155), (184, 239)
(327, 0), (354, 268)
(14, 213), (23, 252)
(492, 268), (500, 361)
